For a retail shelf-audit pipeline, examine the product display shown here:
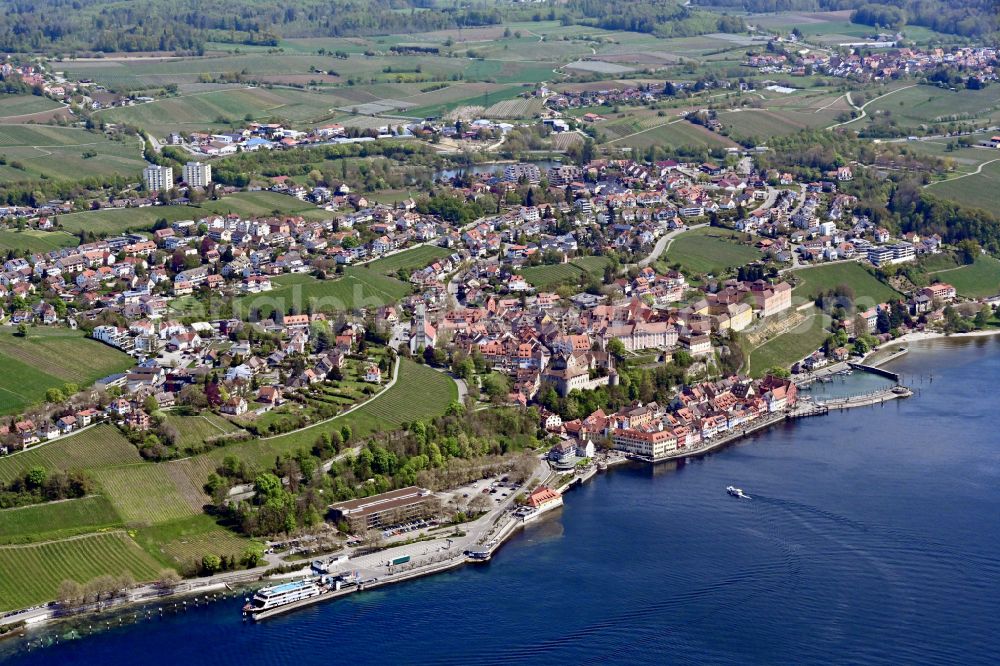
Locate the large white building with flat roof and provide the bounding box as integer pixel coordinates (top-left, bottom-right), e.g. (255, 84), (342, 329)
(143, 165), (173, 192)
(183, 161), (212, 188)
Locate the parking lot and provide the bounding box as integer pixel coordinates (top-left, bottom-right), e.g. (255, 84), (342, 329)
(441, 474), (523, 509)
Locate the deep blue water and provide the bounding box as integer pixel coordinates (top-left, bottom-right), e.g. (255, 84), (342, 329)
(4, 337), (1000, 665)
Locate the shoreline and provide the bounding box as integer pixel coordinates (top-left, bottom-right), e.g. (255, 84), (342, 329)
(891, 328), (1000, 345)
(0, 380), (908, 641)
(1, 333), (982, 646)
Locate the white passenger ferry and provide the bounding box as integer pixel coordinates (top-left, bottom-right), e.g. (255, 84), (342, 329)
(243, 578), (332, 619)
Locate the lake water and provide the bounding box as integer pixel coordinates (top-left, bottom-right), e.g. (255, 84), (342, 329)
(4, 337), (1000, 665)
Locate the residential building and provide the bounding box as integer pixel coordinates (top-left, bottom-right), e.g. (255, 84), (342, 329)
(183, 161), (212, 188)
(143, 165), (173, 192)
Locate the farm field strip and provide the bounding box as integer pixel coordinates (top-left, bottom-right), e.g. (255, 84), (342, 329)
(164, 413), (244, 449)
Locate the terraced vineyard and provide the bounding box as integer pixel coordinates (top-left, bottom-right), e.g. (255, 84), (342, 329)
(194, 359), (457, 473)
(365, 245), (451, 275)
(0, 425), (141, 484)
(664, 227), (762, 275)
(0, 95), (63, 118)
(91, 464), (200, 526)
(0, 330), (131, 412)
(97, 87), (344, 135)
(521, 257), (611, 289)
(355, 360), (456, 425)
(0, 532), (162, 612)
(0, 328), (135, 388)
(0, 125), (145, 182)
(164, 414), (245, 450)
(482, 97), (545, 119)
(0, 496), (123, 545)
(0, 327), (134, 415)
(233, 268), (411, 319)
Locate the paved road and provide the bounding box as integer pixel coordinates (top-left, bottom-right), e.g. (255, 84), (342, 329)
(923, 157), (1000, 189)
(827, 85), (917, 130)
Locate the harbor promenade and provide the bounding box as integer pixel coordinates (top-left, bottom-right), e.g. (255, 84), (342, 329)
(817, 386), (913, 409)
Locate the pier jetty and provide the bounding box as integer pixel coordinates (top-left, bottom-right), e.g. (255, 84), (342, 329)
(848, 362), (901, 381)
(817, 385), (912, 409)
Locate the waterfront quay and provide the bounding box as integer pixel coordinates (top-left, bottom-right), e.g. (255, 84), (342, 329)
(621, 379), (909, 466)
(4, 377), (913, 631)
(218, 372), (914, 620)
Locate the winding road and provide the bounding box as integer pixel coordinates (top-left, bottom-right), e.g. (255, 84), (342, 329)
(638, 222), (707, 267)
(826, 85), (917, 130)
(923, 157), (1000, 189)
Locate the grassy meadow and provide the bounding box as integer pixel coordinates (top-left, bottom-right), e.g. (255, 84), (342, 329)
(665, 227), (761, 275)
(0, 124), (144, 183)
(233, 268), (411, 319)
(791, 262), (901, 306)
(926, 255), (1000, 299)
(520, 256), (610, 289)
(365, 245), (451, 275)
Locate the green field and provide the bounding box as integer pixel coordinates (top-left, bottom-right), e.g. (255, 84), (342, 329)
(924, 159), (1000, 215)
(521, 256), (610, 289)
(163, 413), (245, 449)
(0, 95), (63, 118)
(406, 85), (526, 119)
(748, 10), (951, 45)
(233, 268), (411, 319)
(748, 309), (831, 377)
(792, 262), (901, 306)
(135, 514), (254, 570)
(91, 463), (201, 526)
(864, 84), (1000, 128)
(665, 227), (761, 275)
(0, 229), (79, 253)
(720, 98), (846, 141)
(97, 87), (344, 134)
(0, 531), (162, 611)
(56, 190), (332, 235)
(198, 359), (457, 473)
(927, 256), (1000, 299)
(598, 111), (739, 151)
(0, 496), (123, 545)
(365, 245), (451, 275)
(0, 425), (141, 485)
(0, 125), (144, 183)
(0, 328), (135, 415)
